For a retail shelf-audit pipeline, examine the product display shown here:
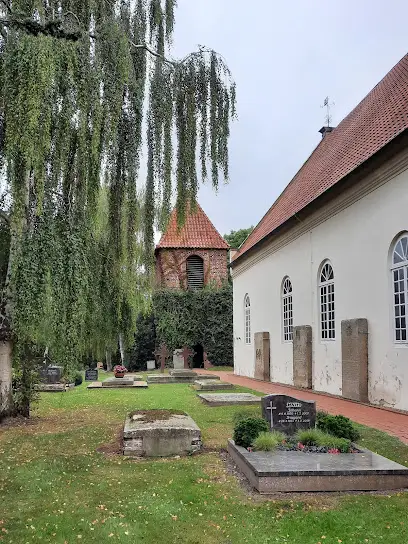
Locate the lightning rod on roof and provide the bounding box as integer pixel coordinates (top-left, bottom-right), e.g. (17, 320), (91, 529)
(321, 96), (335, 127)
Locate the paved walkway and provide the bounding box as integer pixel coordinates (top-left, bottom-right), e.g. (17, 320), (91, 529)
(197, 370), (408, 444)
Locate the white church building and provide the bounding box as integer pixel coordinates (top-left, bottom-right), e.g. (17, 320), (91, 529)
(231, 54), (408, 412)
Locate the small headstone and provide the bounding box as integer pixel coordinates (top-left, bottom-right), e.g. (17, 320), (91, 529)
(85, 368), (99, 382)
(147, 360), (156, 371)
(261, 394), (316, 435)
(172, 349), (184, 369)
(97, 362), (104, 370)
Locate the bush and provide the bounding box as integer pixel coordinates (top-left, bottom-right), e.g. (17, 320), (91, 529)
(233, 417), (269, 449)
(74, 372), (83, 386)
(253, 431), (286, 451)
(296, 429), (351, 453)
(317, 412), (360, 442)
(232, 410), (260, 426)
(153, 284), (233, 366)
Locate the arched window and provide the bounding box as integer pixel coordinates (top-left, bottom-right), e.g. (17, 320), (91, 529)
(244, 294), (251, 344)
(186, 255), (204, 290)
(391, 234), (408, 343)
(319, 261), (335, 340)
(282, 277), (293, 342)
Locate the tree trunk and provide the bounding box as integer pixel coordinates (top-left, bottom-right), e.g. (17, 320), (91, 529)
(0, 340), (13, 421)
(105, 350), (112, 372)
(118, 334), (125, 365)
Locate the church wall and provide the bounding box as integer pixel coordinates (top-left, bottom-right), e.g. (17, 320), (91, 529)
(232, 152), (408, 411)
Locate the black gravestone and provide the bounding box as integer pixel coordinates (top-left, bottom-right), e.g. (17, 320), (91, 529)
(39, 365), (63, 384)
(85, 368), (99, 382)
(262, 394), (316, 435)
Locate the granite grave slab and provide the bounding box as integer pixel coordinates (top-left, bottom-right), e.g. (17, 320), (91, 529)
(198, 393), (261, 406)
(123, 410), (201, 457)
(194, 380), (234, 391)
(228, 439), (408, 493)
(103, 377), (135, 387)
(262, 394), (316, 434)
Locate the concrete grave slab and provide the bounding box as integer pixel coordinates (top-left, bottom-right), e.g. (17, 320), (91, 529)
(194, 380), (234, 391)
(198, 393), (261, 406)
(228, 439), (408, 493)
(123, 410), (202, 457)
(102, 377), (135, 387)
(35, 383), (75, 392)
(169, 369), (198, 378)
(88, 381), (148, 389)
(195, 374), (220, 380)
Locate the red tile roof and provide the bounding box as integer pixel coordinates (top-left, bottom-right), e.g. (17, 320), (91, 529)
(156, 203), (229, 250)
(234, 54), (408, 262)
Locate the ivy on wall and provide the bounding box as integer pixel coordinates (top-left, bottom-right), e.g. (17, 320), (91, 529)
(153, 284), (233, 366)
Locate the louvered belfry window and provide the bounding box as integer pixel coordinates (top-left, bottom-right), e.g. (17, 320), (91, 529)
(186, 255), (204, 290)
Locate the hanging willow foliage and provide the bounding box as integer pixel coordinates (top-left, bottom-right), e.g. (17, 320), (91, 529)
(0, 0), (236, 401)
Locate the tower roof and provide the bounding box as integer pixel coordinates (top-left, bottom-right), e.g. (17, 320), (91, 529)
(156, 203), (229, 250)
(234, 53), (408, 264)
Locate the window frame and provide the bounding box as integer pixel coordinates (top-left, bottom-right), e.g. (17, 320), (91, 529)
(319, 260), (335, 341)
(244, 294), (251, 345)
(391, 234), (408, 344)
(186, 254), (204, 290)
(281, 277), (293, 343)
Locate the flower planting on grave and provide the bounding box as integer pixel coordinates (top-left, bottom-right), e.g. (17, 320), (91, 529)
(113, 365), (128, 378)
(232, 408), (362, 454)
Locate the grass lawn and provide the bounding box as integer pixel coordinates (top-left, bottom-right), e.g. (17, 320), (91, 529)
(1, 379), (408, 544)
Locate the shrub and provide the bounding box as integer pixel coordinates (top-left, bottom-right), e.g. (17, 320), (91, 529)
(74, 372), (83, 386)
(317, 412), (360, 442)
(296, 429), (351, 453)
(253, 431), (286, 451)
(232, 410), (259, 426)
(233, 417), (269, 449)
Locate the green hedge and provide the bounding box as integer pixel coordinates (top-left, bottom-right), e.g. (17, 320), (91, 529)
(153, 284), (233, 366)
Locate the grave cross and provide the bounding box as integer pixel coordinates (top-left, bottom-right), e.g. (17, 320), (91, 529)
(181, 346), (195, 370)
(266, 400), (277, 430)
(153, 343), (170, 373)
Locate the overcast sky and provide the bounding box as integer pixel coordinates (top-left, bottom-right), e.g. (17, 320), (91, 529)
(169, 0), (408, 237)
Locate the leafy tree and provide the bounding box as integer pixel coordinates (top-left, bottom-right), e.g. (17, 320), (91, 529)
(128, 312), (156, 372)
(224, 227), (253, 249)
(0, 0), (236, 418)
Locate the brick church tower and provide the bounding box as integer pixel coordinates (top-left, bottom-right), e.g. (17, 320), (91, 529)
(155, 203), (229, 290)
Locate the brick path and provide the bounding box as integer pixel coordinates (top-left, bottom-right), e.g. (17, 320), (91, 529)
(197, 370), (408, 444)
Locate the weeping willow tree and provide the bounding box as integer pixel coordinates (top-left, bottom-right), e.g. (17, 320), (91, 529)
(0, 0), (236, 418)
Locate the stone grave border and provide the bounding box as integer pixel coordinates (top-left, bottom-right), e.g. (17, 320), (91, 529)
(228, 439), (408, 494)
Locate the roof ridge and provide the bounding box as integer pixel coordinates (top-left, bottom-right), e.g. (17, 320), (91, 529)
(234, 53), (408, 262)
(156, 201), (230, 250)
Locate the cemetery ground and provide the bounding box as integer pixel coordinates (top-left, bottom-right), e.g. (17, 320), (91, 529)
(1, 377), (408, 544)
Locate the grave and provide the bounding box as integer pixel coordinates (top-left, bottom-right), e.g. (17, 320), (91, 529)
(147, 370), (220, 384)
(123, 410), (202, 457)
(36, 365), (74, 392)
(228, 392), (408, 493)
(147, 360), (156, 371)
(261, 394), (316, 434)
(85, 368), (99, 382)
(101, 376), (146, 387)
(194, 380), (234, 391)
(228, 441), (408, 493)
(198, 393), (261, 406)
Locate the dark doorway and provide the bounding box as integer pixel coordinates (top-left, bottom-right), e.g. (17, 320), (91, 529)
(192, 344), (204, 368)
